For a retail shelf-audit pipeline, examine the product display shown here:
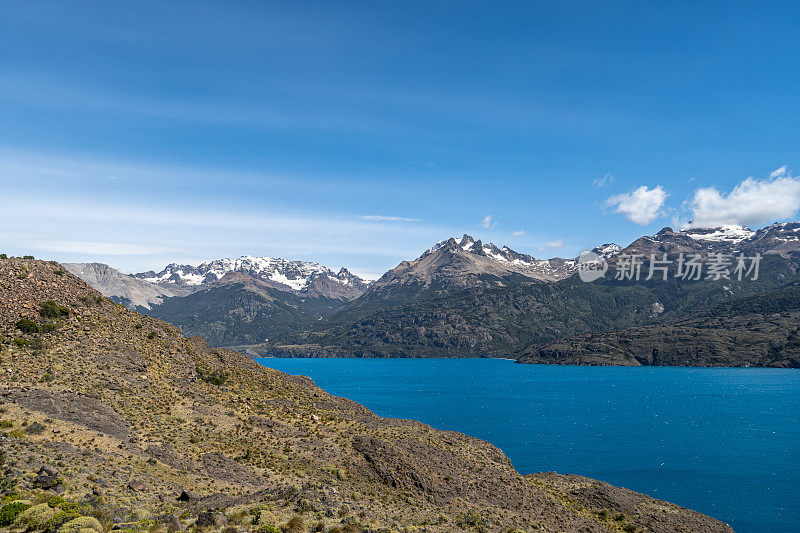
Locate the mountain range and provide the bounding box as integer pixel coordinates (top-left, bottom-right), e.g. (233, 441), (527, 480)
(67, 222), (800, 366)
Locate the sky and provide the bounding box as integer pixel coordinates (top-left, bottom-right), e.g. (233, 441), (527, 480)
(1, 1), (800, 279)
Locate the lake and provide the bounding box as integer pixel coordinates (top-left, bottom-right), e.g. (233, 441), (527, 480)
(255, 358), (800, 533)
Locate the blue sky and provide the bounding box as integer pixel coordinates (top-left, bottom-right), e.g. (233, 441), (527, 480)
(2, 1), (799, 278)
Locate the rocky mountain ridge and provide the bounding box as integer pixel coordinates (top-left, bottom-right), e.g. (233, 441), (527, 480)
(65, 221), (800, 360)
(63, 262), (176, 310)
(618, 222), (800, 257)
(134, 256), (370, 300)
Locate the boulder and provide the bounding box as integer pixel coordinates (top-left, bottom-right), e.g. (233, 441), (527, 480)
(195, 511), (228, 528)
(177, 489), (200, 502)
(33, 465), (60, 489)
(157, 513), (185, 531)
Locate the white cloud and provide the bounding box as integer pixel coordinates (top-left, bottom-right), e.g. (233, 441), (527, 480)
(539, 239), (565, 251)
(512, 230), (526, 236)
(359, 215), (421, 222)
(685, 167), (800, 228)
(592, 173), (615, 189)
(481, 215), (497, 228)
(605, 185), (668, 225)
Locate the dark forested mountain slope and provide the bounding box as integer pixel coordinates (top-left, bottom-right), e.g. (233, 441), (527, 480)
(264, 253), (799, 359)
(517, 283), (800, 367)
(144, 272), (347, 347)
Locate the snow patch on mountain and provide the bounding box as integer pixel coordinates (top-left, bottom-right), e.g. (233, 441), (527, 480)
(683, 225), (755, 244)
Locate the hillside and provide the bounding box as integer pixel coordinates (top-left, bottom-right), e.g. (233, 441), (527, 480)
(517, 284), (800, 367)
(146, 272), (349, 347)
(260, 253), (799, 359)
(0, 258), (734, 532)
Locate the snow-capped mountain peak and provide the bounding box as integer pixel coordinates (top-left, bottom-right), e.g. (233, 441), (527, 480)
(133, 256), (369, 299)
(681, 225), (755, 244)
(591, 243), (622, 258)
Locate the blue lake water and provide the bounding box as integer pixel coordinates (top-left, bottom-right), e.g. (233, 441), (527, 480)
(255, 358), (800, 533)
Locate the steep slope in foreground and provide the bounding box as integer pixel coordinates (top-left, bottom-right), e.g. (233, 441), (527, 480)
(517, 284), (800, 367)
(0, 259), (732, 532)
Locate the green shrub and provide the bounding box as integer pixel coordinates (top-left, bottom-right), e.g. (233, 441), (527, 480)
(53, 270), (64, 276)
(22, 255), (34, 260)
(13, 338), (29, 348)
(0, 420), (12, 428)
(42, 509), (81, 532)
(196, 365), (228, 386)
(25, 422), (46, 435)
(58, 515), (103, 533)
(0, 254), (7, 259)
(41, 323), (58, 333)
(147, 332), (158, 340)
(0, 501), (31, 526)
(39, 301), (69, 319)
(15, 319), (39, 334)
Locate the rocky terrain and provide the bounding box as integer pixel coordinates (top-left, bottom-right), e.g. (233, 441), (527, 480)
(0, 258), (734, 532)
(64, 263), (177, 311)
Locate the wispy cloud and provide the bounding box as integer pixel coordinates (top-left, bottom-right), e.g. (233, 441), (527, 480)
(0, 192), (450, 274)
(683, 167), (800, 228)
(512, 230), (526, 236)
(481, 215), (497, 228)
(539, 239), (565, 251)
(605, 185), (668, 225)
(38, 241), (175, 256)
(592, 173), (615, 189)
(359, 215), (421, 222)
